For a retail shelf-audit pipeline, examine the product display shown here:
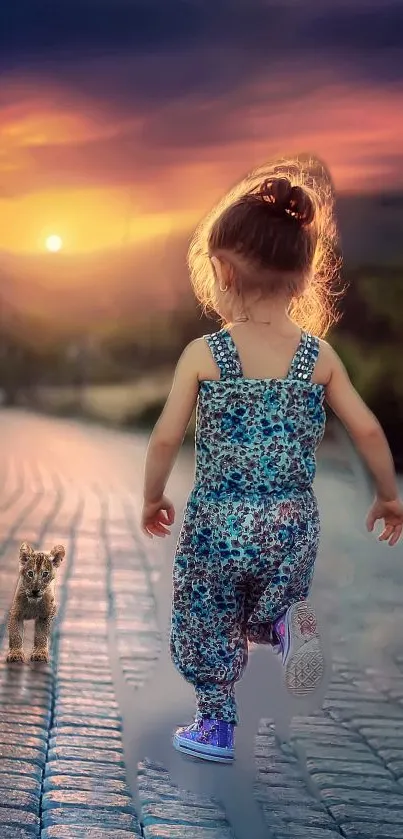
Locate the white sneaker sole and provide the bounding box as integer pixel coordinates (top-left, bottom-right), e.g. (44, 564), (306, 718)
(284, 602), (324, 697)
(173, 734), (234, 763)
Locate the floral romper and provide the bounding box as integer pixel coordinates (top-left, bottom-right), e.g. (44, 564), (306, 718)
(170, 328), (326, 725)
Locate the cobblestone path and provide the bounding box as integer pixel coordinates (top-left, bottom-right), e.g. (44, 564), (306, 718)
(0, 409), (403, 839)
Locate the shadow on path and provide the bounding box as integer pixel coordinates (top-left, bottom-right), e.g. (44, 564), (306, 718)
(109, 548), (332, 839)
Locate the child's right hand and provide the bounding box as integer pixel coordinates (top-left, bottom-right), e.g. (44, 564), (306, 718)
(366, 497), (403, 546)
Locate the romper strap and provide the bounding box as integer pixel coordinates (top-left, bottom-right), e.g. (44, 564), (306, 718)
(287, 331), (320, 382)
(204, 329), (243, 379)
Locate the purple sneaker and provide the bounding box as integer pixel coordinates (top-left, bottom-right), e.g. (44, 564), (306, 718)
(173, 717), (235, 763)
(273, 602), (324, 697)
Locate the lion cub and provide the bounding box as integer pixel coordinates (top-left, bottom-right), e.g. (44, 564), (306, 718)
(6, 542), (65, 663)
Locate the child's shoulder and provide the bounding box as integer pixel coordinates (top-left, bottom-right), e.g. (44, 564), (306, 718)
(179, 335), (222, 382)
(182, 336), (212, 358)
(314, 338), (341, 385)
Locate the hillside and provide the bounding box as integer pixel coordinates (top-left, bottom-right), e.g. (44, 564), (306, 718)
(1, 191), (403, 335)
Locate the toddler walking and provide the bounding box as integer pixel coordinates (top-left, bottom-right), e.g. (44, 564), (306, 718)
(142, 158), (403, 764)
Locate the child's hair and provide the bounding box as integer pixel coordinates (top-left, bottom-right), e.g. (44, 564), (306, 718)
(188, 154), (342, 336)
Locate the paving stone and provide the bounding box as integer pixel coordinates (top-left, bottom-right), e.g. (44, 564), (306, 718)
(325, 690), (379, 702)
(0, 743), (46, 766)
(0, 676), (53, 697)
(57, 654), (110, 666)
(42, 775), (131, 796)
(379, 748), (403, 761)
(0, 807), (40, 834)
(0, 732), (47, 752)
(0, 666), (52, 682)
(42, 829), (141, 839)
(49, 735), (124, 751)
(359, 727), (403, 739)
(311, 772), (402, 792)
(0, 775), (40, 794)
(350, 717), (403, 729)
(306, 758), (393, 777)
(256, 771), (307, 788)
(0, 758), (43, 782)
(45, 760), (127, 780)
(56, 672), (113, 685)
(384, 760), (403, 777)
(55, 695), (118, 710)
(255, 786), (324, 806)
(0, 788), (40, 814)
(55, 687), (117, 701)
(53, 713), (121, 730)
(327, 702), (403, 719)
(329, 803), (403, 824)
(0, 722), (48, 741)
(292, 743), (376, 762)
(260, 803), (335, 827)
(47, 745), (125, 765)
(272, 829), (341, 839)
(57, 623), (107, 635)
(367, 737), (403, 752)
(340, 824), (403, 838)
(255, 753), (299, 770)
(138, 778), (226, 809)
(143, 827), (234, 838)
(55, 704), (120, 721)
(290, 725), (356, 739)
(321, 788), (403, 808)
(42, 789), (136, 812)
(41, 807), (140, 831)
(50, 725), (122, 740)
(0, 704), (51, 723)
(141, 800), (229, 828)
(57, 642), (109, 654)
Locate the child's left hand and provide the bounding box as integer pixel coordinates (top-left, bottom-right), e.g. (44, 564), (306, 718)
(141, 496), (175, 539)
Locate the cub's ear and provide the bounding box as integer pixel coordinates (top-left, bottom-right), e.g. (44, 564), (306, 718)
(50, 545), (65, 567)
(19, 542), (33, 564)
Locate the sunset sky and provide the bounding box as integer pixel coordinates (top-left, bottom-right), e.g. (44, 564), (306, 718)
(1, 0), (403, 256)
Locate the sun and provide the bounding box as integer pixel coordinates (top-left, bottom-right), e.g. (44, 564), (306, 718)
(46, 234), (63, 253)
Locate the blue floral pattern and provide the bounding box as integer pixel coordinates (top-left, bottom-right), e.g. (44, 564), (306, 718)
(170, 328), (326, 724)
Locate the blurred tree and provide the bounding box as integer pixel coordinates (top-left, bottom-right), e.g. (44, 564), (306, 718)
(332, 266), (403, 467)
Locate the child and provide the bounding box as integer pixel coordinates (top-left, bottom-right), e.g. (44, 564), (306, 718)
(141, 158), (403, 765)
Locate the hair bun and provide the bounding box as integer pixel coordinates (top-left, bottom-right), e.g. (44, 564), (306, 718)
(259, 177), (315, 226)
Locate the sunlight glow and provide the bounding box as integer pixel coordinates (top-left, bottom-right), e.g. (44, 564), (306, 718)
(46, 234), (63, 252)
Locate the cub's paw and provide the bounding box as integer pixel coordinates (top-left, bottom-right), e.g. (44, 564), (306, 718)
(30, 648), (49, 663)
(6, 650), (25, 663)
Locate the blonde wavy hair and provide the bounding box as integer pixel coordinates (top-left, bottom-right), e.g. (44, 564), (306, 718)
(188, 153), (342, 337)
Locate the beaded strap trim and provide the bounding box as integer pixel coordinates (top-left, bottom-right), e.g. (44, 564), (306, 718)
(205, 330), (243, 379)
(287, 332), (319, 382)
(205, 329), (319, 382)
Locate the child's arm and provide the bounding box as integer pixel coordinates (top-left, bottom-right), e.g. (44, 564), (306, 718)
(322, 343), (403, 546)
(142, 340), (201, 538)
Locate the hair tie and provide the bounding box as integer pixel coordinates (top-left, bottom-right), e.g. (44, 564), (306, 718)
(258, 178), (315, 226)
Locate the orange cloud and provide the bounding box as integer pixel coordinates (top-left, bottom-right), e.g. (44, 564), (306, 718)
(1, 74), (403, 255)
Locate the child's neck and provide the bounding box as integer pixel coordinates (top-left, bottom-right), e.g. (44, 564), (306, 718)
(232, 297), (291, 328)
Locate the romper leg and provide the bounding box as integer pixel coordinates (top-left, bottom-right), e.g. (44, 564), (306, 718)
(170, 554), (247, 725)
(246, 496), (321, 631)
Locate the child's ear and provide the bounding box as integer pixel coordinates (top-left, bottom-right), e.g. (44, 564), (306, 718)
(210, 256), (223, 284)
(19, 542), (33, 564)
(50, 545), (65, 567)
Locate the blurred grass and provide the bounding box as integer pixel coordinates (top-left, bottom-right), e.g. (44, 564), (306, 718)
(3, 265), (403, 467)
(31, 368), (200, 436)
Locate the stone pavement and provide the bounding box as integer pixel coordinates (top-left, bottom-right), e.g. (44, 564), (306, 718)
(0, 408), (403, 839)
